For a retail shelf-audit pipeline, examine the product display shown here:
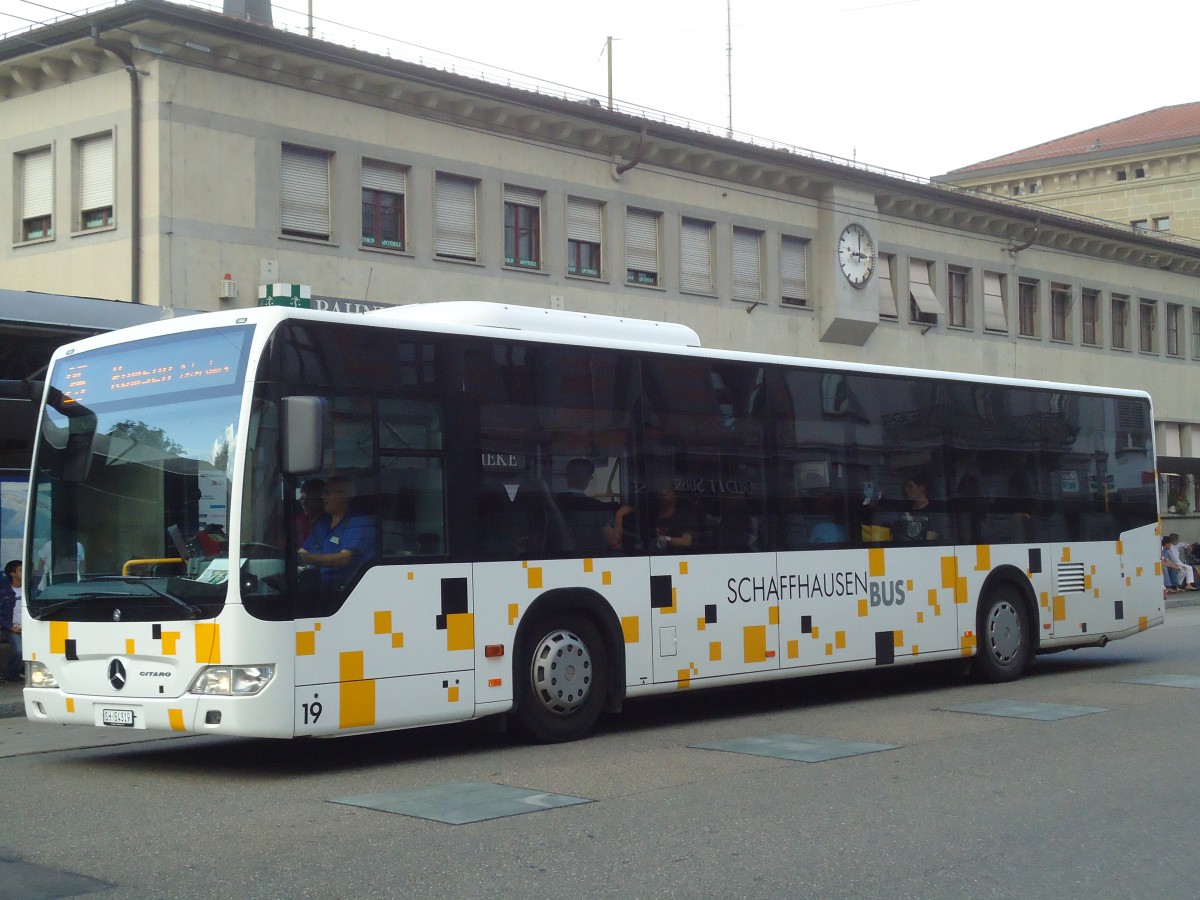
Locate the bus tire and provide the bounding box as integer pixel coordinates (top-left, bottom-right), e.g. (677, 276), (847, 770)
(973, 583), (1032, 682)
(515, 614), (608, 743)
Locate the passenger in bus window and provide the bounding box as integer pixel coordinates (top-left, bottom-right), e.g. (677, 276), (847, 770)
(556, 458), (616, 555)
(298, 476), (376, 586)
(647, 485), (696, 552)
(895, 472), (949, 543)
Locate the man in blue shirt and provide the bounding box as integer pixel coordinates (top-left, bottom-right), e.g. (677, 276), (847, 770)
(299, 476), (375, 587)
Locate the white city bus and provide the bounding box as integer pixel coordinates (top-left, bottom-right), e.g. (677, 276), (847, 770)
(21, 302), (1164, 740)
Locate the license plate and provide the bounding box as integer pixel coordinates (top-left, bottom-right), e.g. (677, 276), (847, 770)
(102, 709), (135, 727)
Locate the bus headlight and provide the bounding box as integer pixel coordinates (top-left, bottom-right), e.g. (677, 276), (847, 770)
(188, 665), (275, 696)
(27, 661), (58, 689)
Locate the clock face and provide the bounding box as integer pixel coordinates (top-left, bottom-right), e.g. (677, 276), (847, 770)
(837, 223), (876, 287)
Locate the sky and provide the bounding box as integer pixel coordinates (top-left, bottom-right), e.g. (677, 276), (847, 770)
(2, 0), (1198, 179)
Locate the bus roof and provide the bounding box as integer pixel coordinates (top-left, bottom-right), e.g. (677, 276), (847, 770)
(368, 301), (701, 348)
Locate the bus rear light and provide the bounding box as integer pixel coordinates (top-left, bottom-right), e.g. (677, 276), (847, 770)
(188, 664), (275, 696)
(484, 644), (505, 658)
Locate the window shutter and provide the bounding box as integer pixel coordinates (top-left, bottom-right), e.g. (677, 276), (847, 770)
(983, 272), (1007, 331)
(732, 228), (762, 300)
(909, 261), (945, 316)
(877, 256), (898, 317)
(567, 197), (601, 243)
(503, 185), (541, 208)
(79, 133), (113, 211)
(21, 147), (52, 219)
(281, 146), (330, 238)
(435, 174), (477, 259)
(625, 209), (659, 274)
(780, 235), (808, 304)
(680, 219), (713, 293)
(361, 160), (405, 194)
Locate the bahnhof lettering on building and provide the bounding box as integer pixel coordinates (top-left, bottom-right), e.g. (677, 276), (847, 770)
(3, 0), (1200, 539)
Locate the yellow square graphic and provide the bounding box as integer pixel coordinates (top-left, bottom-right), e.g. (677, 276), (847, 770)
(391, 632), (405, 648)
(168, 709), (186, 732)
(340, 680), (376, 729)
(374, 610), (392, 635)
(602, 571), (612, 585)
(194, 623), (221, 664)
(893, 630), (904, 648)
(126, 639), (136, 655)
(679, 561), (688, 575)
(340, 650), (365, 682)
(868, 547), (886, 577)
(835, 631), (846, 650)
(621, 616), (640, 643)
(447, 612), (475, 651)
(743, 625), (767, 663)
(50, 621), (69, 655)
(448, 686), (460, 703)
(527, 568), (543, 589)
(697, 617), (707, 631)
(161, 631), (180, 656)
(858, 598), (868, 617)
(508, 603), (519, 625)
(769, 605), (780, 625)
(941, 556), (958, 590)
(975, 545), (991, 571)
(296, 631), (316, 656)
(709, 641), (722, 661)
(787, 639), (799, 659)
(584, 558), (594, 573)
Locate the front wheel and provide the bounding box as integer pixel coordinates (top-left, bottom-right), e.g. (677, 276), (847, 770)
(973, 584), (1032, 682)
(515, 614), (608, 743)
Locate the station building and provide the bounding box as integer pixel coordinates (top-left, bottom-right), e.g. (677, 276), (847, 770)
(2, 0), (1200, 528)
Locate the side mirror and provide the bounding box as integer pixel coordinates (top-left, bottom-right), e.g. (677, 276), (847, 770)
(282, 396), (325, 475)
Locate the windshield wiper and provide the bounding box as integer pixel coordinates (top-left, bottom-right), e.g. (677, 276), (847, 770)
(38, 592), (140, 617)
(38, 582), (204, 619)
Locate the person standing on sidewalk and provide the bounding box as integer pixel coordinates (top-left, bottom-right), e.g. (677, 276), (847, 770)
(0, 560), (22, 681)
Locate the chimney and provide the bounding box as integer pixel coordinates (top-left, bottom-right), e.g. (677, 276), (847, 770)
(223, 0), (273, 26)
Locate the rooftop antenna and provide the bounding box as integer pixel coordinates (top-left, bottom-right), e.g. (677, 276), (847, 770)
(726, 0), (733, 137)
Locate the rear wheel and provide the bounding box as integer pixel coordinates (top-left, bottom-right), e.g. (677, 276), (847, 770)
(515, 614), (608, 743)
(973, 584), (1032, 682)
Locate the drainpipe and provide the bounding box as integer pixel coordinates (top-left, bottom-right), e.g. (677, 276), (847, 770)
(91, 27), (142, 304)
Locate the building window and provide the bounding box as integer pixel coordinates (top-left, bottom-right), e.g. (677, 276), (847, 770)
(1018, 278), (1038, 337)
(1050, 284), (1072, 342)
(77, 132), (114, 231)
(625, 208), (660, 286)
(948, 267), (969, 328)
(1166, 303), (1183, 357)
(780, 235), (808, 307)
(983, 272), (1006, 332)
(1154, 216), (1171, 232)
(732, 226), (763, 301)
(566, 197), (602, 278)
(503, 185), (542, 269)
(1192, 309), (1200, 359)
(877, 255), (897, 319)
(1116, 170), (1128, 182)
(680, 218), (714, 294)
(1131, 219), (1149, 231)
(1139, 299), (1157, 353)
(1081, 289), (1100, 346)
(434, 173), (478, 261)
(908, 259), (941, 325)
(281, 144), (331, 240)
(17, 146), (53, 241)
(360, 160), (406, 251)
(1111, 295), (1130, 350)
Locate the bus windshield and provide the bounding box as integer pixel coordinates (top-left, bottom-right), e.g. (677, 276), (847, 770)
(26, 325), (253, 622)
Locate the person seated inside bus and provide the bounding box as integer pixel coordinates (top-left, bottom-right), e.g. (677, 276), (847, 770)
(556, 458), (619, 555)
(298, 476), (376, 587)
(645, 485), (696, 553)
(891, 471), (950, 543)
(807, 490), (847, 544)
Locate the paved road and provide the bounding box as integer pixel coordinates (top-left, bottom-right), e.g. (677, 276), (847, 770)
(1, 608), (1198, 900)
